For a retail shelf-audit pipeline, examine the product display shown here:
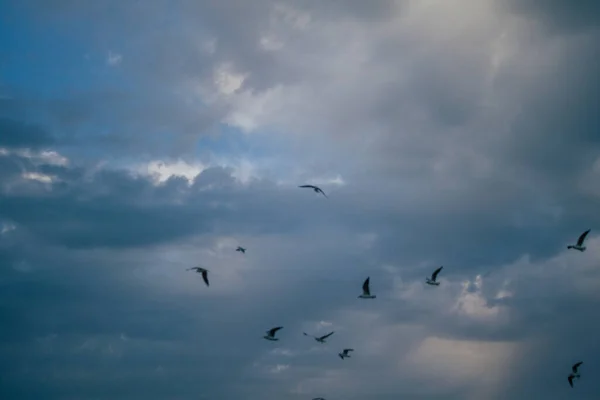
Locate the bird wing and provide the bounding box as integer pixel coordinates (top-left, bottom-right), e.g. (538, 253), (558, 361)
(431, 266), (443, 281)
(201, 270), (209, 286)
(319, 189), (328, 198)
(268, 326), (283, 336)
(299, 185), (316, 189)
(362, 277), (371, 295)
(577, 229), (590, 246)
(572, 361), (583, 373)
(343, 348), (354, 355)
(318, 331), (335, 340)
(568, 375), (574, 388)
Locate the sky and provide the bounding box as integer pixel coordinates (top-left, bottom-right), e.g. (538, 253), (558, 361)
(0, 0), (599, 399)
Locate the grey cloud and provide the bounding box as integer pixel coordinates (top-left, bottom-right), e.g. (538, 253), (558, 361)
(3, 0), (600, 399)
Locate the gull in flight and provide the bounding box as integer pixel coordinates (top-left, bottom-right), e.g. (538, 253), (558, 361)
(567, 229), (590, 252)
(186, 267), (209, 287)
(358, 277), (376, 299)
(236, 246), (246, 254)
(303, 331), (335, 343)
(426, 266), (443, 286)
(298, 184), (328, 198)
(568, 361), (583, 388)
(338, 348), (354, 359)
(264, 326), (283, 341)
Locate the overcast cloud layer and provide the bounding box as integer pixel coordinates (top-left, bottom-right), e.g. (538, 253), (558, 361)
(1, 1), (599, 399)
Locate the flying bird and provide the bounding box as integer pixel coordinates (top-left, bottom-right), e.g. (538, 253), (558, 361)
(358, 277), (376, 299)
(186, 267), (209, 287)
(568, 361), (583, 388)
(338, 348), (354, 359)
(236, 246), (246, 254)
(264, 326), (283, 341)
(298, 184), (328, 198)
(303, 331), (335, 343)
(567, 229), (590, 252)
(312, 398), (326, 400)
(426, 266), (443, 286)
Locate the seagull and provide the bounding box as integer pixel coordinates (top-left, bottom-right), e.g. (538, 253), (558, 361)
(358, 277), (376, 299)
(236, 246), (246, 254)
(568, 361), (583, 388)
(298, 184), (328, 198)
(338, 348), (354, 359)
(303, 331), (335, 343)
(426, 266), (443, 286)
(264, 326), (283, 341)
(567, 229), (590, 252)
(186, 267), (209, 287)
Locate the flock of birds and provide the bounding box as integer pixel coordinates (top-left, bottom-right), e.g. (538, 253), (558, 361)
(186, 185), (593, 395)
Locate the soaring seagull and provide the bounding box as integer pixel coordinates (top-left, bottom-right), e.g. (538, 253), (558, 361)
(338, 348), (354, 359)
(426, 266), (443, 286)
(186, 267), (209, 287)
(236, 246), (246, 254)
(303, 331), (335, 343)
(264, 326), (283, 341)
(567, 229), (591, 252)
(298, 184), (328, 198)
(358, 277), (376, 299)
(568, 361), (583, 388)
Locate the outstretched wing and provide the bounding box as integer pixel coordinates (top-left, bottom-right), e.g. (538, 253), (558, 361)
(201, 270), (209, 286)
(577, 229), (591, 246)
(431, 266), (443, 281)
(299, 185), (317, 189)
(317, 188), (328, 198)
(362, 277), (371, 295)
(268, 326), (283, 336)
(572, 361), (583, 373)
(343, 348), (354, 355)
(568, 375), (574, 388)
(318, 331), (335, 340)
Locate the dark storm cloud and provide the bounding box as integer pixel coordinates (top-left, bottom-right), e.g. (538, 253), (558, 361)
(0, 118), (55, 149)
(504, 0), (600, 32)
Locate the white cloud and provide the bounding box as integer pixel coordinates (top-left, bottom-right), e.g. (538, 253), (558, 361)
(143, 159), (205, 185)
(106, 50), (123, 66)
(1, 222), (15, 235)
(259, 35), (284, 51)
(22, 172), (55, 184)
(214, 63), (248, 95)
(269, 364), (290, 374)
(1, 148), (69, 166)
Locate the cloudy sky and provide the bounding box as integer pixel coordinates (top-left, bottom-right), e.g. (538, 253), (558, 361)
(1, 0), (599, 399)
